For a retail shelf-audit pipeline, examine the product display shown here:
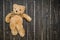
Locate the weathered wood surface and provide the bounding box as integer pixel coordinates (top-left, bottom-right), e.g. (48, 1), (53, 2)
(0, 0), (3, 40)
(1, 0), (60, 40)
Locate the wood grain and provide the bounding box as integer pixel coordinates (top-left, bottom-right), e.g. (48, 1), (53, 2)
(2, 0), (60, 40)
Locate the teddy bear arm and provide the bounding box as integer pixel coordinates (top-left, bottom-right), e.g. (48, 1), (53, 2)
(5, 13), (12, 23)
(22, 13), (32, 22)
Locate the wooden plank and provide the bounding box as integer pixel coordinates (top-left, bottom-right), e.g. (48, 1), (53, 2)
(0, 0), (3, 40)
(3, 0), (60, 40)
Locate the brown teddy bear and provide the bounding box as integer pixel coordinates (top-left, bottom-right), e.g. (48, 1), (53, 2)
(5, 4), (32, 37)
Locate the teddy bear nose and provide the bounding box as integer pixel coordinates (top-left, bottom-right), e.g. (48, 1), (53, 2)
(16, 10), (17, 12)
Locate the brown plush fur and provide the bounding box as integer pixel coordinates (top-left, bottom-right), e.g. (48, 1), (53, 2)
(5, 4), (32, 37)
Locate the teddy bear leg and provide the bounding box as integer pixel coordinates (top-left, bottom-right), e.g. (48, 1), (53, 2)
(10, 22), (18, 35)
(16, 24), (25, 37)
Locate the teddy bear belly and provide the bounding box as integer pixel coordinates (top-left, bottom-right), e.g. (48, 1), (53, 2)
(10, 15), (23, 24)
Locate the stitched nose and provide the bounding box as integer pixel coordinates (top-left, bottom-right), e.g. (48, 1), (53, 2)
(16, 10), (17, 12)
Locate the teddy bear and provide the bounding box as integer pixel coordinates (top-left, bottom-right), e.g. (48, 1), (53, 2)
(5, 4), (32, 37)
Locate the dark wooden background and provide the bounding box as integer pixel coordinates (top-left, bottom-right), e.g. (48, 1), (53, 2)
(0, 0), (60, 40)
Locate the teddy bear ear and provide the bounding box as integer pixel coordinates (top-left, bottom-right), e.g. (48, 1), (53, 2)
(20, 5), (25, 9)
(13, 4), (18, 8)
(19, 5), (25, 9)
(21, 5), (25, 10)
(23, 6), (25, 9)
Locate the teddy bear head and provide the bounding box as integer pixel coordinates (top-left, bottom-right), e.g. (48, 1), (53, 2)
(13, 4), (25, 14)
